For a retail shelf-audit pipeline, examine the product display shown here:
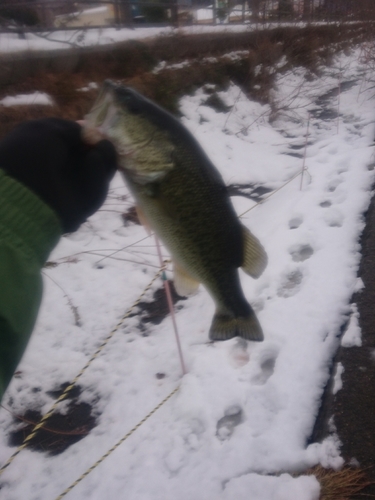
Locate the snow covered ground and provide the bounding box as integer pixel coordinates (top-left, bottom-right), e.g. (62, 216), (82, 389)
(0, 21), (331, 54)
(0, 47), (374, 500)
(0, 24), (250, 54)
(0, 92), (54, 107)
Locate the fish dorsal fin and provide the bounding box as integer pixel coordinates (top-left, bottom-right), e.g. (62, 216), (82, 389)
(173, 261), (200, 297)
(241, 225), (268, 279)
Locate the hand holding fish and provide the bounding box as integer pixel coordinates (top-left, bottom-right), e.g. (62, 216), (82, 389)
(0, 118), (117, 233)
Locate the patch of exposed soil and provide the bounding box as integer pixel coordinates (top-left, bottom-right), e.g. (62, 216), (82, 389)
(6, 282), (186, 454)
(8, 384), (98, 455)
(227, 183), (272, 200)
(122, 206), (141, 226)
(133, 280), (186, 329)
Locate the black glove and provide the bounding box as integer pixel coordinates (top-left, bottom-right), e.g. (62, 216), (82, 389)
(0, 118), (117, 233)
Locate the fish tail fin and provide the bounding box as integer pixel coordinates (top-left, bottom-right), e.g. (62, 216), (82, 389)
(209, 310), (264, 342)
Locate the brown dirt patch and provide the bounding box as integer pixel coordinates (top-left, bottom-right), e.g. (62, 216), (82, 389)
(7, 384), (98, 455)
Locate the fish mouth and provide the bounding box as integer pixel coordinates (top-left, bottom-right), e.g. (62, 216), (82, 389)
(84, 81), (136, 160)
(85, 80), (172, 184)
(96, 107), (117, 136)
(84, 80), (122, 130)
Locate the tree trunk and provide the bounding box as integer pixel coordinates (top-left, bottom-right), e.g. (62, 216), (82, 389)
(251, 0), (261, 21)
(303, 0), (311, 20)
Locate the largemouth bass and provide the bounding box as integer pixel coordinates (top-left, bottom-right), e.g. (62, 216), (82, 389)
(84, 81), (267, 341)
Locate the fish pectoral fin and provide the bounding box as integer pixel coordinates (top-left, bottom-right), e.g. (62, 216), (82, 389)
(241, 225), (268, 279)
(136, 206), (152, 234)
(173, 262), (200, 297)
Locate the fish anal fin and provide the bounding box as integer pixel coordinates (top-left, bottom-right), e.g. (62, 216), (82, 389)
(136, 206), (152, 234)
(173, 261), (200, 297)
(209, 311), (264, 342)
(241, 225), (268, 279)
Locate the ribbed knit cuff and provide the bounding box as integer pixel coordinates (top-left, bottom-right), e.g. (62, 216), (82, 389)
(0, 169), (62, 265)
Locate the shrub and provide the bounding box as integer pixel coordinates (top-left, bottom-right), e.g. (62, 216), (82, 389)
(0, 5), (40, 26)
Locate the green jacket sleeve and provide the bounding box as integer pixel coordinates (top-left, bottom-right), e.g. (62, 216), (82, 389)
(0, 169), (61, 397)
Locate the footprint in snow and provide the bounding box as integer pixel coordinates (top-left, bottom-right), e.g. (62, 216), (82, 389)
(337, 159), (349, 173)
(324, 208), (344, 227)
(277, 268), (303, 298)
(320, 200), (332, 207)
(164, 418), (205, 472)
(251, 345), (279, 385)
(326, 178), (343, 192)
(216, 405), (243, 441)
(182, 418), (206, 451)
(288, 215), (303, 229)
(289, 243), (314, 262)
(229, 338), (250, 368)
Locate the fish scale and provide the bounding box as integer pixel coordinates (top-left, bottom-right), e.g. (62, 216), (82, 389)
(131, 146), (243, 298)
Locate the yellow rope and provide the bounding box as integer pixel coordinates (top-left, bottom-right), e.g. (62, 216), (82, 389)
(0, 267), (166, 476)
(54, 386), (179, 500)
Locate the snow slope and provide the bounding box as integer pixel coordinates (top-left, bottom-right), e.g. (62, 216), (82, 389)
(0, 25), (250, 54)
(0, 47), (374, 500)
(0, 22), (334, 54)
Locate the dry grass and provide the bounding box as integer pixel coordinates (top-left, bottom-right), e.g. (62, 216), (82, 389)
(0, 73), (97, 139)
(305, 466), (375, 500)
(0, 22), (374, 139)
